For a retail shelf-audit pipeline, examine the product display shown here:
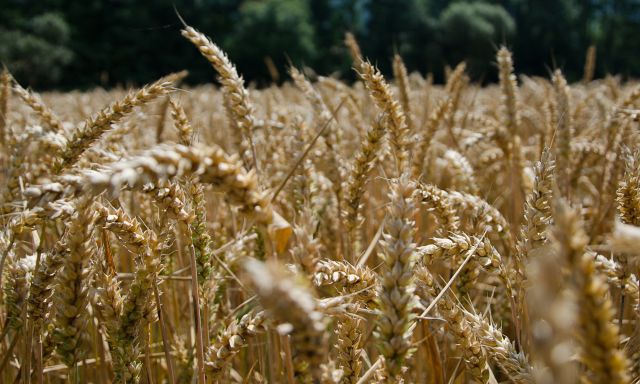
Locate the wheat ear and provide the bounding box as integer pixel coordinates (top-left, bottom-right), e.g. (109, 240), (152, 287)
(3, 252), (34, 332)
(375, 176), (419, 380)
(243, 258), (325, 383)
(205, 310), (266, 379)
(552, 69), (573, 199)
(314, 259), (378, 308)
(13, 83), (64, 133)
(583, 45), (597, 83)
(415, 266), (491, 383)
(463, 308), (535, 384)
(181, 25), (258, 170)
(497, 47), (520, 136)
(343, 114), (386, 253)
(412, 98), (452, 178)
(52, 198), (97, 368)
(335, 312), (364, 384)
(97, 205), (161, 383)
(0, 67), (11, 145)
(358, 61), (409, 172)
(517, 149), (555, 257)
(344, 32), (363, 67)
(28, 144), (274, 226)
(497, 47), (525, 227)
(169, 98), (193, 146)
(393, 54), (413, 133)
(616, 151), (640, 226)
(55, 73), (177, 172)
(576, 252), (630, 384)
(290, 204), (322, 274)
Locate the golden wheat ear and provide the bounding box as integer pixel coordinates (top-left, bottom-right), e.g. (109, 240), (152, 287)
(358, 61), (409, 173)
(374, 175), (419, 381)
(583, 45), (597, 83)
(242, 258), (326, 383)
(344, 32), (363, 67)
(0, 67), (11, 145)
(13, 83), (64, 133)
(51, 198), (97, 369)
(55, 73), (178, 173)
(343, 114), (386, 257)
(95, 204), (161, 382)
(181, 25), (258, 170)
(552, 69), (573, 199)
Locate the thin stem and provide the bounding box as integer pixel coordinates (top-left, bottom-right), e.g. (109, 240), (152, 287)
(152, 276), (176, 384)
(0, 333), (19, 373)
(182, 226), (206, 383)
(281, 335), (295, 384)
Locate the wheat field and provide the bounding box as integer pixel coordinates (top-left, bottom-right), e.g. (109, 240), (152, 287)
(0, 25), (639, 384)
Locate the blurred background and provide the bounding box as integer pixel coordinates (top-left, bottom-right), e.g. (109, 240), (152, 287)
(1, 0), (639, 90)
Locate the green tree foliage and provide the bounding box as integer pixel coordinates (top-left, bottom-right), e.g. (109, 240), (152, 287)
(505, 0), (590, 79)
(309, 0), (367, 79)
(592, 0), (640, 78)
(439, 2), (515, 78)
(226, 0), (317, 83)
(1, 0), (639, 89)
(363, 0), (438, 74)
(0, 12), (73, 87)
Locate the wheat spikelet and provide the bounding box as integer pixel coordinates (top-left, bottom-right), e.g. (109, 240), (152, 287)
(27, 249), (63, 325)
(517, 149), (554, 254)
(188, 182), (215, 286)
(93, 262), (123, 331)
(442, 149), (479, 195)
(289, 66), (344, 206)
(447, 190), (514, 248)
(420, 233), (516, 304)
(144, 181), (192, 223)
(443, 62), (467, 139)
(496, 47), (526, 227)
(93, 264), (132, 380)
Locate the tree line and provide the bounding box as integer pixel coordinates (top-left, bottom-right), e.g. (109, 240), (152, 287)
(1, 0), (638, 89)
